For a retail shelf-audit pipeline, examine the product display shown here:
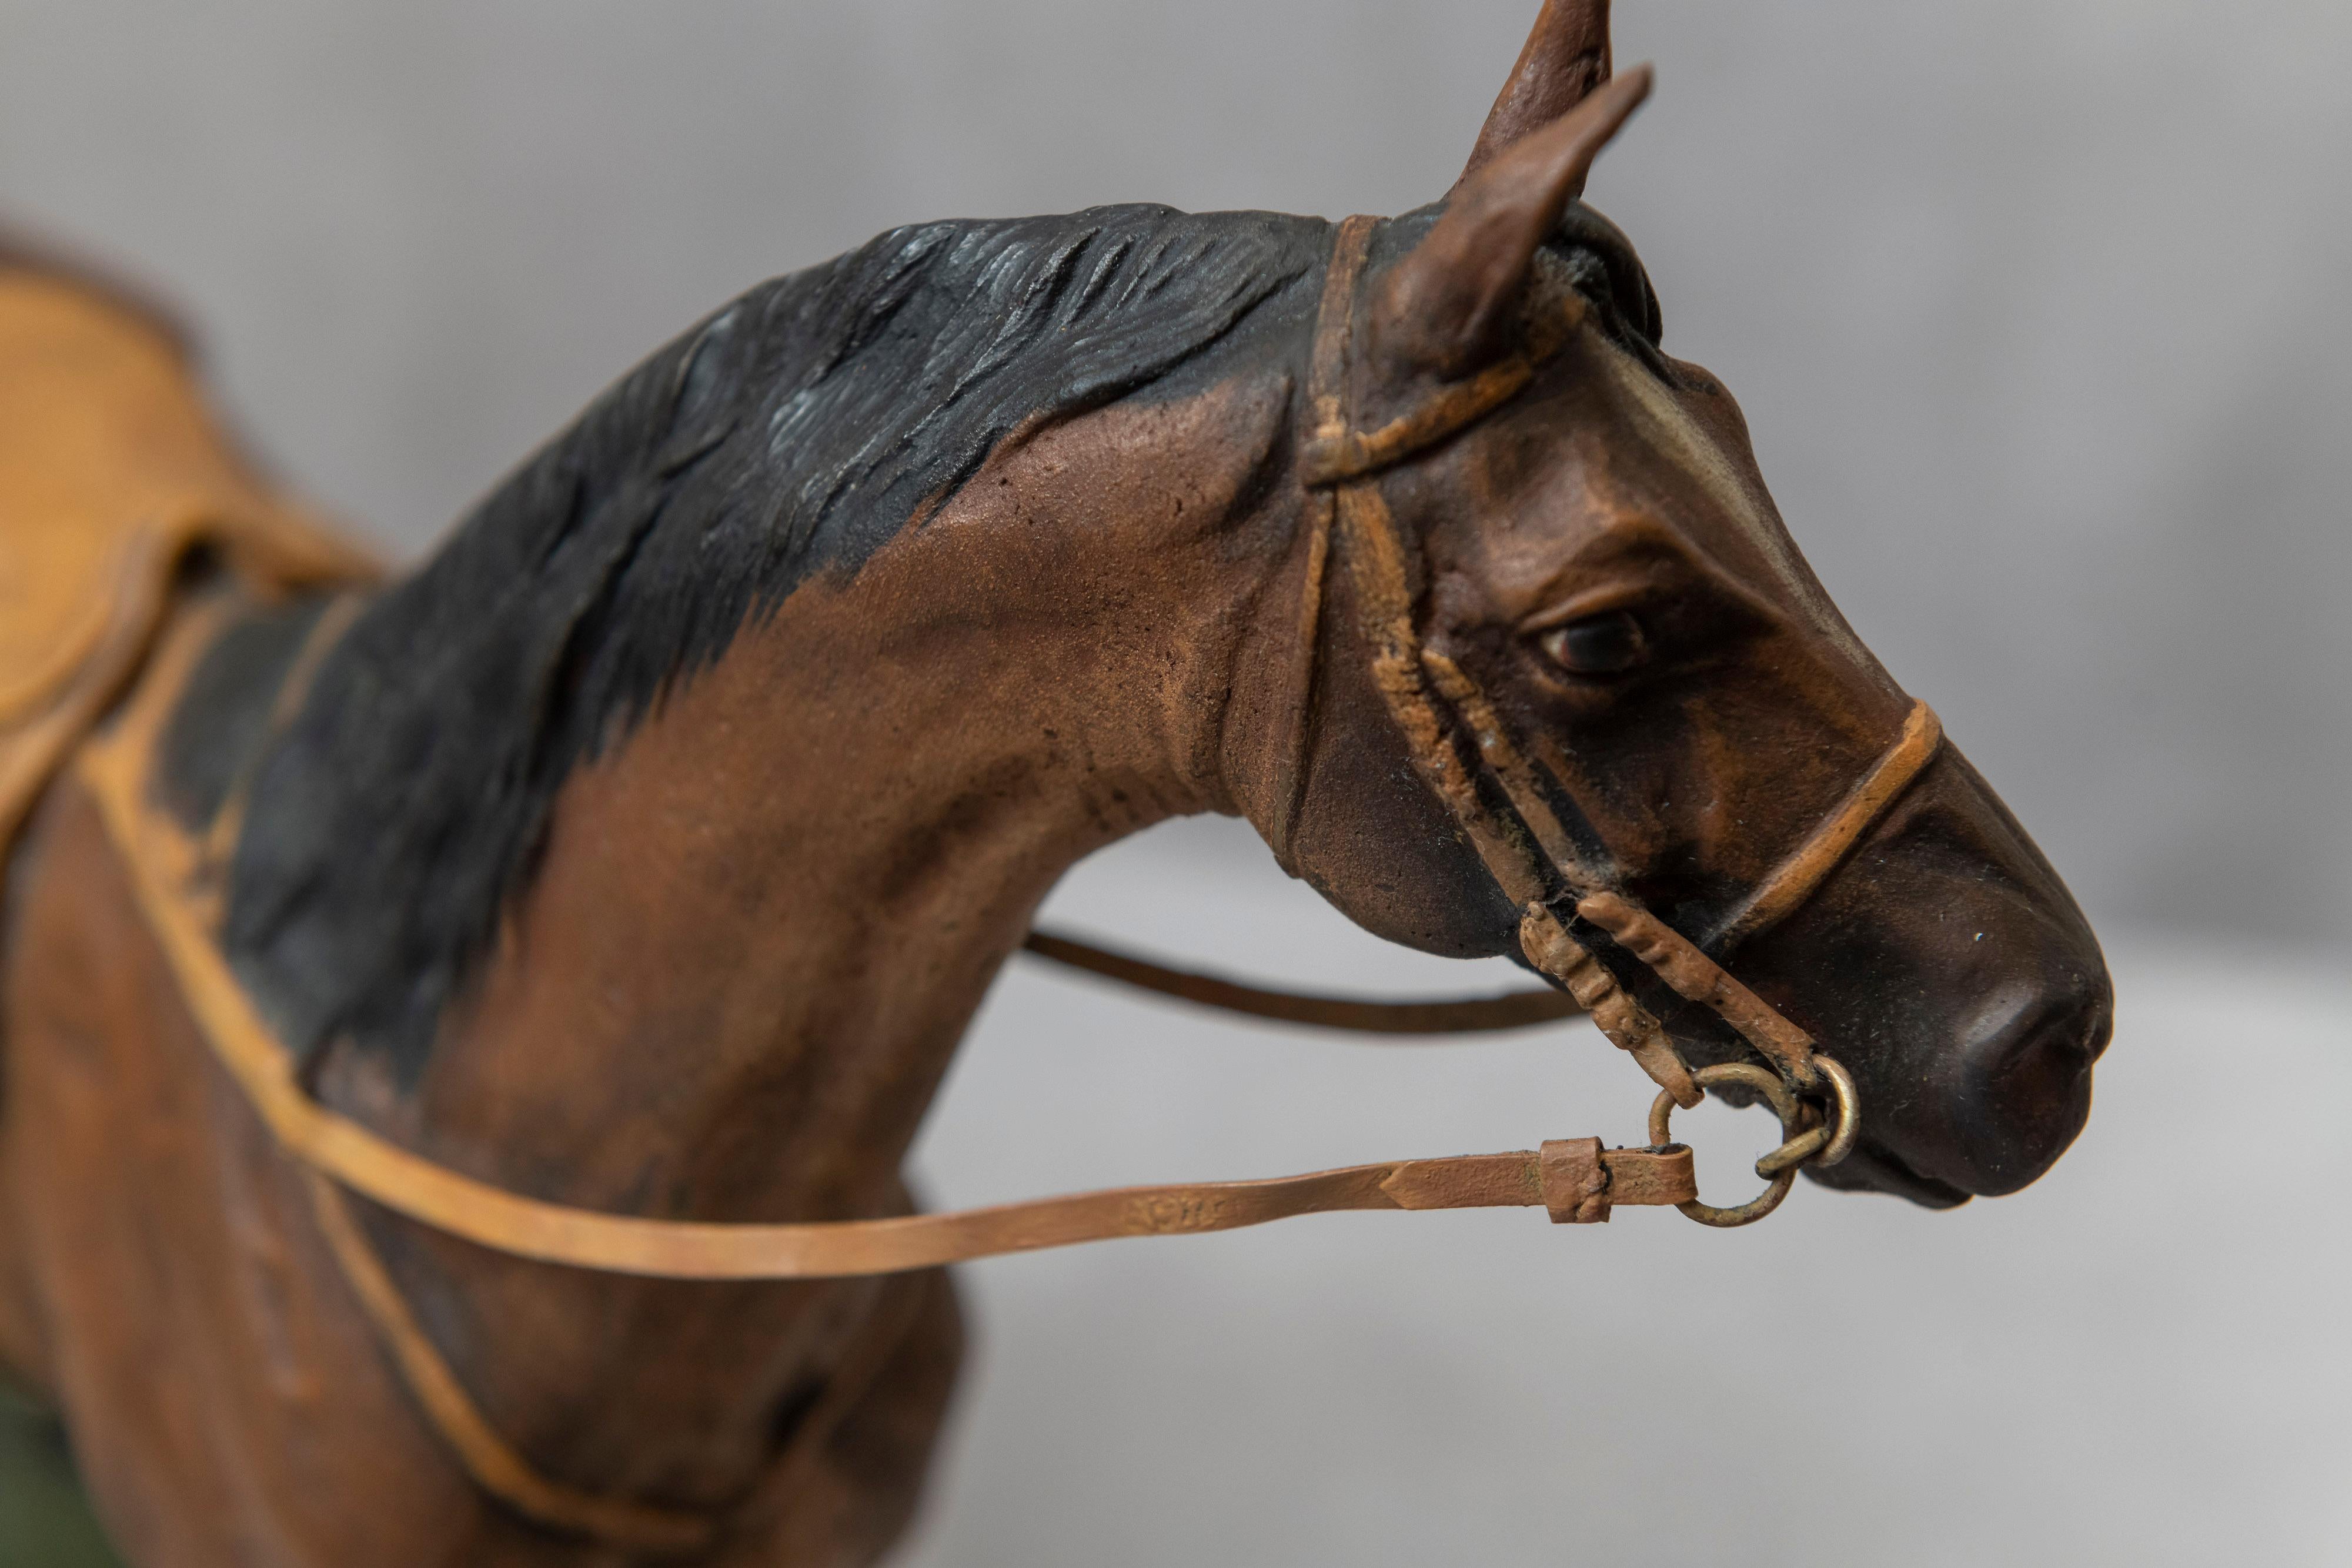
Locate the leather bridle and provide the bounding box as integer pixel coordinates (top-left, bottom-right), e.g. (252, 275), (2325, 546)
(78, 213), (1943, 1551)
(1279, 214), (1939, 1168)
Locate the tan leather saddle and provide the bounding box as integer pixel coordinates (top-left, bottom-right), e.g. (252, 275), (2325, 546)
(0, 263), (375, 861)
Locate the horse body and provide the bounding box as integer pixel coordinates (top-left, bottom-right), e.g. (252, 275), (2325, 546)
(2, 283), (1313, 1558)
(1, 4), (2112, 1562)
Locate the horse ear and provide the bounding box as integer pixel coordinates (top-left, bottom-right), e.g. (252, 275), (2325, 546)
(1461, 0), (1614, 182)
(1373, 65), (1651, 382)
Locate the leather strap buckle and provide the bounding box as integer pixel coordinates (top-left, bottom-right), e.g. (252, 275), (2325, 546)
(1538, 1138), (1695, 1225)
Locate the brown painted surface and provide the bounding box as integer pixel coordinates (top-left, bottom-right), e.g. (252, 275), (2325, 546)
(0, 2), (2110, 1561)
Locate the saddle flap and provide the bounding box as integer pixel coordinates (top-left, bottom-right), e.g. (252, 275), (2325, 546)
(0, 266), (378, 855)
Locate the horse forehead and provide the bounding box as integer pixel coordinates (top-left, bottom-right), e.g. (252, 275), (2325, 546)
(1572, 335), (1869, 657)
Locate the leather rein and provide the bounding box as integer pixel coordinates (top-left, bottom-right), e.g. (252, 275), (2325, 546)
(77, 213), (1942, 1550)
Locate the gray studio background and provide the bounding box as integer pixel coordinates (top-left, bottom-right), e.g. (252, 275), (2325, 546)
(3, 3), (2345, 1565)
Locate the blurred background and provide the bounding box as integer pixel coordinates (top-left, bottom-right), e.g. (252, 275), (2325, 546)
(1, 2), (2344, 1564)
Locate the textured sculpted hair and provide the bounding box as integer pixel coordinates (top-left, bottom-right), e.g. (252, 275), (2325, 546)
(222, 204), (1332, 1073)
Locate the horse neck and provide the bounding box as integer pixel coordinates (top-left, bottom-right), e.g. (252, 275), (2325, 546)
(285, 375), (1307, 1505)
(313, 373), (1303, 1229)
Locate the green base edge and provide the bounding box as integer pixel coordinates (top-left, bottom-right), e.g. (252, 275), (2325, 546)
(0, 1384), (123, 1567)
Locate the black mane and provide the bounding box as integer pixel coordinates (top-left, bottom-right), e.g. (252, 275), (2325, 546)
(220, 204), (1331, 1074)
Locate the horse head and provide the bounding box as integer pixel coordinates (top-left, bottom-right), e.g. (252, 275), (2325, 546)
(1258, 1), (2110, 1207)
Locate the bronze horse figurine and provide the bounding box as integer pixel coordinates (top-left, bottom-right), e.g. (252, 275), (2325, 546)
(0, 2), (2110, 1562)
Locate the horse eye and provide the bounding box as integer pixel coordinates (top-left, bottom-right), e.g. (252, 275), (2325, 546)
(1538, 610), (1647, 677)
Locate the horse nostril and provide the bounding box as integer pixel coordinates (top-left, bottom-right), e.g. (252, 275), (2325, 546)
(1942, 979), (2106, 1193)
(1963, 981), (2107, 1079)
(2077, 995), (2114, 1064)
